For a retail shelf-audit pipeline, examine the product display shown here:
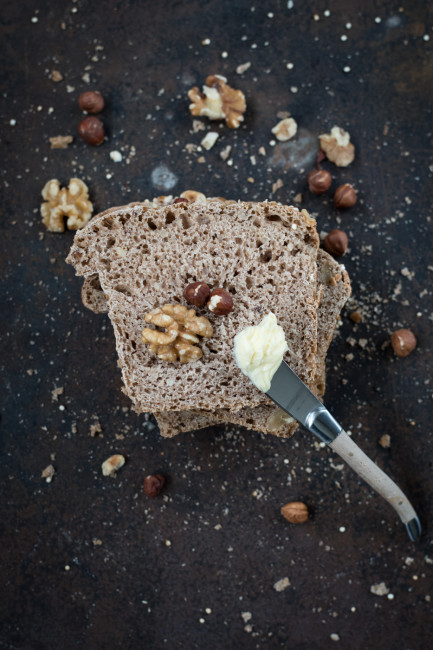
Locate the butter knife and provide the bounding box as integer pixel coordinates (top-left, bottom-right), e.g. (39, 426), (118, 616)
(267, 361), (421, 541)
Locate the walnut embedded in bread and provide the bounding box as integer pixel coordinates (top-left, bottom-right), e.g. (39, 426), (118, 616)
(142, 304), (213, 364)
(188, 75), (246, 128)
(40, 178), (93, 232)
(319, 126), (355, 167)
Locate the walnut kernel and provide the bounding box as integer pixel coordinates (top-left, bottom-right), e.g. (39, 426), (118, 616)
(188, 75), (246, 128)
(319, 126), (355, 167)
(281, 501), (309, 524)
(142, 304), (213, 363)
(40, 178), (93, 232)
(271, 117), (298, 141)
(49, 135), (73, 149)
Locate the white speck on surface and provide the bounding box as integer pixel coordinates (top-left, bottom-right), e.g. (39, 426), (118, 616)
(151, 165), (178, 191)
(221, 51), (228, 58)
(241, 612), (252, 623)
(110, 150), (122, 163)
(273, 577), (291, 591)
(9, 119), (16, 126)
(343, 66), (351, 73)
(375, 16), (382, 23)
(201, 38), (211, 45)
(387, 593), (395, 600)
(341, 35), (348, 41)
(286, 62), (294, 69)
(287, 1), (294, 9)
(31, 16), (38, 23)
(205, 607), (212, 614)
(324, 9), (331, 16)
(290, 86), (298, 93)
(330, 633), (340, 641)
(236, 61), (251, 74)
(345, 22), (352, 29)
(339, 526), (346, 533)
(423, 34), (430, 41)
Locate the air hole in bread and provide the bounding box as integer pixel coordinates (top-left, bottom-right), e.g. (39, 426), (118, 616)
(147, 219), (157, 231)
(181, 215), (192, 230)
(106, 237), (116, 249)
(260, 250), (273, 263)
(114, 284), (133, 297)
(245, 277), (254, 289)
(256, 240), (263, 248)
(266, 214), (282, 223)
(165, 212), (175, 225)
(253, 219), (262, 227)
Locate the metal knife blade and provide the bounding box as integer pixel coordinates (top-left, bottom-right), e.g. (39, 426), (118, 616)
(266, 361), (421, 541)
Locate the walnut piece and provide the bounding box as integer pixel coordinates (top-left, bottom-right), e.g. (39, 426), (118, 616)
(319, 126), (355, 167)
(180, 190), (207, 203)
(271, 117), (298, 141)
(142, 304), (213, 363)
(40, 178), (93, 232)
(188, 75), (246, 128)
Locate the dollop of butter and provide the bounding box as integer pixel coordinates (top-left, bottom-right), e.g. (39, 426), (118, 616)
(233, 312), (288, 393)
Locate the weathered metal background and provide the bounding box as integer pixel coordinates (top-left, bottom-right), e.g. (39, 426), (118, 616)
(1, 1), (432, 648)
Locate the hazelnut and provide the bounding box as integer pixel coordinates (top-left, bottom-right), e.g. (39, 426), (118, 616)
(143, 474), (166, 497)
(281, 501), (309, 524)
(390, 329), (417, 358)
(78, 91), (105, 114)
(308, 169), (332, 195)
(207, 288), (234, 315)
(183, 281), (211, 308)
(323, 229), (348, 256)
(78, 116), (105, 146)
(334, 184), (357, 209)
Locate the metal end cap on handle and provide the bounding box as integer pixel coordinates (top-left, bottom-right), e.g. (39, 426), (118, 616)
(405, 516), (422, 542)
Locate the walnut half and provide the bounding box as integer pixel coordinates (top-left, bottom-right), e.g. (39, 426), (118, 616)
(142, 304), (213, 363)
(40, 178), (93, 232)
(188, 75), (246, 129)
(319, 126), (355, 167)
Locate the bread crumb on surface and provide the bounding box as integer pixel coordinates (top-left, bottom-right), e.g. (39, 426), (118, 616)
(101, 454), (125, 477)
(273, 577), (291, 591)
(370, 582), (389, 596)
(41, 464), (55, 483)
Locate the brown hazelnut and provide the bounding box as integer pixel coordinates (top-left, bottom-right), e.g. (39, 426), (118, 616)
(78, 116), (105, 146)
(281, 501), (309, 524)
(323, 229), (349, 257)
(334, 183), (357, 209)
(390, 329), (417, 358)
(143, 474), (166, 498)
(78, 91), (105, 114)
(207, 288), (234, 315)
(307, 169), (332, 195)
(183, 281), (211, 308)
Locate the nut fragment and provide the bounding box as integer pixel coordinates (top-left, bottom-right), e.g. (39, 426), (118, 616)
(319, 126), (355, 167)
(201, 131), (219, 150)
(390, 329), (417, 358)
(41, 464), (56, 483)
(188, 75), (246, 128)
(334, 184), (357, 209)
(40, 178), (93, 232)
(50, 69), (63, 82)
(49, 135), (73, 149)
(349, 310), (362, 323)
(183, 282), (211, 307)
(271, 117), (298, 142)
(101, 454), (125, 477)
(78, 90), (105, 114)
(143, 474), (166, 497)
(281, 501), (309, 524)
(142, 304), (213, 363)
(323, 229), (349, 256)
(307, 169), (332, 194)
(78, 116), (105, 145)
(180, 190), (207, 203)
(207, 288), (234, 315)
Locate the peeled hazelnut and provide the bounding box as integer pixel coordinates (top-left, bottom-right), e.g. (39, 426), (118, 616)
(307, 169), (332, 195)
(78, 91), (105, 114)
(143, 474), (166, 498)
(281, 501), (309, 524)
(183, 281), (211, 308)
(323, 229), (348, 256)
(390, 329), (417, 358)
(78, 116), (105, 146)
(334, 183), (357, 209)
(207, 288), (234, 315)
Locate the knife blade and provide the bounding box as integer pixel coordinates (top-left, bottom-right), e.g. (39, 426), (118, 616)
(267, 361), (421, 541)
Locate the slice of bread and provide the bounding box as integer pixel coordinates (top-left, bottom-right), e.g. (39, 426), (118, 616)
(67, 201), (320, 413)
(154, 251), (350, 438)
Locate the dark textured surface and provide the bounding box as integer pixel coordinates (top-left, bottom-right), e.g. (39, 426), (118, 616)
(1, 1), (433, 649)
